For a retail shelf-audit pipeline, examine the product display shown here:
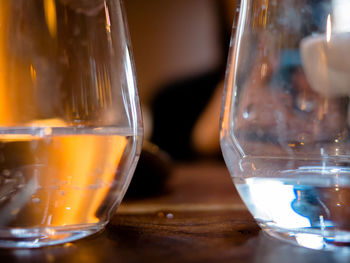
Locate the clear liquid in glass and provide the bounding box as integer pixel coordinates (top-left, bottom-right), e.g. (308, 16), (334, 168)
(0, 124), (139, 247)
(224, 150), (350, 250)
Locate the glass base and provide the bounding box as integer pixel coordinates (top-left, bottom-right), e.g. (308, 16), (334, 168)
(0, 223), (105, 248)
(261, 224), (350, 251)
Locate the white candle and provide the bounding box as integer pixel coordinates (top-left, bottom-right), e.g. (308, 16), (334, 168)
(300, 32), (350, 97)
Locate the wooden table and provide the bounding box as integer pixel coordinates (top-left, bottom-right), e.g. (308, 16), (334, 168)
(1, 161), (350, 262)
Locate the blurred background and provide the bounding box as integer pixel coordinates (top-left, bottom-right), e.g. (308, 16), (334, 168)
(123, 0), (237, 161)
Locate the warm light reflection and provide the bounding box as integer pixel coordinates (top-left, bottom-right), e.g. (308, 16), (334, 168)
(28, 118), (66, 127)
(0, 2), (11, 124)
(0, 2), (133, 229)
(44, 0), (57, 38)
(260, 63), (268, 79)
(104, 1), (112, 33)
(251, 163), (256, 170)
(97, 67), (113, 108)
(297, 190), (301, 200)
(36, 119), (127, 226)
(41, 131), (127, 225)
(1, 119), (128, 226)
(252, 0), (269, 29)
(30, 65), (37, 83)
(326, 14), (332, 42)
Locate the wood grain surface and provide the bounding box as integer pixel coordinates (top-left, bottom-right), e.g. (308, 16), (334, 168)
(1, 161), (350, 262)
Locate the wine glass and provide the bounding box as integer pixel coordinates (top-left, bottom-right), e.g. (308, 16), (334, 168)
(0, 0), (142, 248)
(221, 0), (350, 250)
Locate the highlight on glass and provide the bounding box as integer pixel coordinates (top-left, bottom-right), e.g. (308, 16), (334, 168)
(0, 0), (142, 248)
(220, 0), (350, 250)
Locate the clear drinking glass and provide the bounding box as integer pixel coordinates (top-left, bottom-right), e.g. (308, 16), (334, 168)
(0, 0), (142, 248)
(221, 0), (350, 250)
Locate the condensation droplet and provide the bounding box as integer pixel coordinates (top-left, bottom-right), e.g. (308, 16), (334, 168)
(243, 105), (256, 120)
(243, 111), (249, 119)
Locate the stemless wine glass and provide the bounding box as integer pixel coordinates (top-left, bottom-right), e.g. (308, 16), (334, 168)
(221, 0), (350, 250)
(0, 0), (142, 248)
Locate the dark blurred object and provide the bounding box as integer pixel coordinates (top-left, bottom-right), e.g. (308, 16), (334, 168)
(151, 70), (222, 160)
(125, 141), (172, 198)
(145, 0), (234, 161)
